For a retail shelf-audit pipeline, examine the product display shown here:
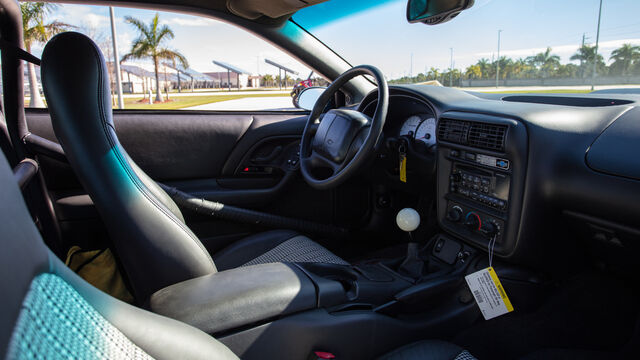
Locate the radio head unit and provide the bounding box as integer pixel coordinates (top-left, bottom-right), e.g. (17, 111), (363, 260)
(449, 161), (510, 211)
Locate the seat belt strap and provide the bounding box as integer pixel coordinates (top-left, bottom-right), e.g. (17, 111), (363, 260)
(0, 38), (41, 65)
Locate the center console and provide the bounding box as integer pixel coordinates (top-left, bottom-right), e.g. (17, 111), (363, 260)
(436, 111), (528, 257)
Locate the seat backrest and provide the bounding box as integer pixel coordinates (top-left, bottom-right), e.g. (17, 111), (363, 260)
(0, 151), (237, 360)
(40, 32), (216, 301)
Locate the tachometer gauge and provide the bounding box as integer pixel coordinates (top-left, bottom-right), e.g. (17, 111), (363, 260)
(415, 117), (436, 146)
(399, 115), (422, 137)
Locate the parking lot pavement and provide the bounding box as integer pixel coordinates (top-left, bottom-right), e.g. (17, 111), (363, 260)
(185, 96), (296, 111)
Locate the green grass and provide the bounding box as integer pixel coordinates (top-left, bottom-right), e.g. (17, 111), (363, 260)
(123, 93), (289, 109)
(477, 89), (593, 94)
(165, 88), (290, 94)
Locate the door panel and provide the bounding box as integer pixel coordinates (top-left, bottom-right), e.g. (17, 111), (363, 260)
(27, 110), (255, 181)
(25, 109), (371, 252)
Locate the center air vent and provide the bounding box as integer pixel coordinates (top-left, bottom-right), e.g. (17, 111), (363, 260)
(438, 118), (507, 152)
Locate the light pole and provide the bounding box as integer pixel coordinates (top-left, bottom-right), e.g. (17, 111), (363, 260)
(496, 29), (502, 88)
(109, 7), (124, 109)
(410, 53), (413, 79)
(449, 48), (454, 87)
(591, 0), (603, 91)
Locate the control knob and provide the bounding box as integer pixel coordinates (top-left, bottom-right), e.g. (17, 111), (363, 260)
(446, 206), (463, 222)
(480, 221), (498, 237)
(464, 212), (482, 231)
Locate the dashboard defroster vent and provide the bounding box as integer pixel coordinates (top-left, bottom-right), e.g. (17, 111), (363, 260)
(438, 118), (507, 152)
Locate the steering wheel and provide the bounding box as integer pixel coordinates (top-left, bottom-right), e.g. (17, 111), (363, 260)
(300, 65), (388, 190)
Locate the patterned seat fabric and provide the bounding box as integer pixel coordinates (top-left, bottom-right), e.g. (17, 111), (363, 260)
(377, 340), (477, 360)
(7, 274), (153, 360)
(242, 235), (349, 267)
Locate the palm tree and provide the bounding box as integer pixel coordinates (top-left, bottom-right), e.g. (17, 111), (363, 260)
(526, 47), (560, 78)
(609, 44), (640, 76)
(122, 13), (188, 102)
(476, 58), (491, 79)
(427, 67), (441, 81)
(465, 65), (480, 80)
(571, 45), (605, 77)
(21, 2), (71, 107)
(261, 74), (273, 87)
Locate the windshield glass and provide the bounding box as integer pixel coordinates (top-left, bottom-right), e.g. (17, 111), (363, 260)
(294, 0), (640, 93)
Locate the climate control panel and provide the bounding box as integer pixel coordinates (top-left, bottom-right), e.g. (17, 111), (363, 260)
(445, 201), (505, 244)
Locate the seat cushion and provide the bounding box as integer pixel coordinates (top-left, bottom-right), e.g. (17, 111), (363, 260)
(213, 230), (348, 271)
(378, 340), (476, 360)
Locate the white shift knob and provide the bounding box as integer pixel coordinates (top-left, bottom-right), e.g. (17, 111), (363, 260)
(396, 208), (420, 232)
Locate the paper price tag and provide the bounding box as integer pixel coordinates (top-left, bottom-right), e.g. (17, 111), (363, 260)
(465, 266), (514, 320)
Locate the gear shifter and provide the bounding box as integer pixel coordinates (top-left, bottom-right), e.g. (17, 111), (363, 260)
(396, 208), (425, 279)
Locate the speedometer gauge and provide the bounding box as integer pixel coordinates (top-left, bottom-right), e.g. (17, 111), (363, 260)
(399, 115), (422, 137)
(415, 117), (436, 146)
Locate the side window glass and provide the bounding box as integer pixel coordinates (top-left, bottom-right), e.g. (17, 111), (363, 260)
(22, 4), (327, 111)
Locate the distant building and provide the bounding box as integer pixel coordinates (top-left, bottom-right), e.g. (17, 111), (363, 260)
(203, 71), (257, 89)
(248, 75), (262, 88)
(106, 62), (216, 93)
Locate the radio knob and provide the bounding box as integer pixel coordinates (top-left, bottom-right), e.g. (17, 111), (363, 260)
(447, 206), (463, 222)
(464, 212), (481, 231)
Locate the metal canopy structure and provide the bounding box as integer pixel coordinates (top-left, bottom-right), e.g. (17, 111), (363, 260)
(212, 60), (251, 91)
(264, 58), (299, 89)
(162, 63), (214, 92)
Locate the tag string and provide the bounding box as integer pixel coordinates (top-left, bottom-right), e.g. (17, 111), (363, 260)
(487, 234), (497, 268)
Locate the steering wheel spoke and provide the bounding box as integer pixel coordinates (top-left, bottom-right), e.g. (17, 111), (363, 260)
(304, 151), (341, 175)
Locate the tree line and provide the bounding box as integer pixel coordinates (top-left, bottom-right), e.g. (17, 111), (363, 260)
(390, 44), (640, 85)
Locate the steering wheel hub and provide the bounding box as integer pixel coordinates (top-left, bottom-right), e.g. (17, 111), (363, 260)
(312, 109), (371, 163)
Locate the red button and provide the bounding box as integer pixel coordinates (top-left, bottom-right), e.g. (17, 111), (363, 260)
(314, 351), (336, 359)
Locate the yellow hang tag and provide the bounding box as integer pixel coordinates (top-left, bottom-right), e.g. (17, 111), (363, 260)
(399, 154), (407, 183)
(465, 266), (513, 320)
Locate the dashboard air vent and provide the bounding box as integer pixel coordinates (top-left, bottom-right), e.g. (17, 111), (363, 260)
(437, 118), (470, 144)
(468, 122), (507, 151)
(438, 118), (507, 152)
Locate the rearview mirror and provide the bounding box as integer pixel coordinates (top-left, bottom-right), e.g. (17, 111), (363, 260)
(407, 0), (474, 25)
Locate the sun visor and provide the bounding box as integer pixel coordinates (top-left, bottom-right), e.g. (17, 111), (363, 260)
(226, 0), (328, 20)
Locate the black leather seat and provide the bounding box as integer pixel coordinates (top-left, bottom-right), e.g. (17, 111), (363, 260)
(0, 151), (472, 360)
(39, 32), (347, 301)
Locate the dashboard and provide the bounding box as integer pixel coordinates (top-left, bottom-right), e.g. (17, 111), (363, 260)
(357, 85), (640, 272)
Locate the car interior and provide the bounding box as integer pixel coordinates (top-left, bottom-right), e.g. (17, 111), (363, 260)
(1, 0), (640, 359)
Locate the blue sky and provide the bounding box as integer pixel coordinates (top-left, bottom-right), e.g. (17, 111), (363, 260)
(40, 0), (640, 80)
